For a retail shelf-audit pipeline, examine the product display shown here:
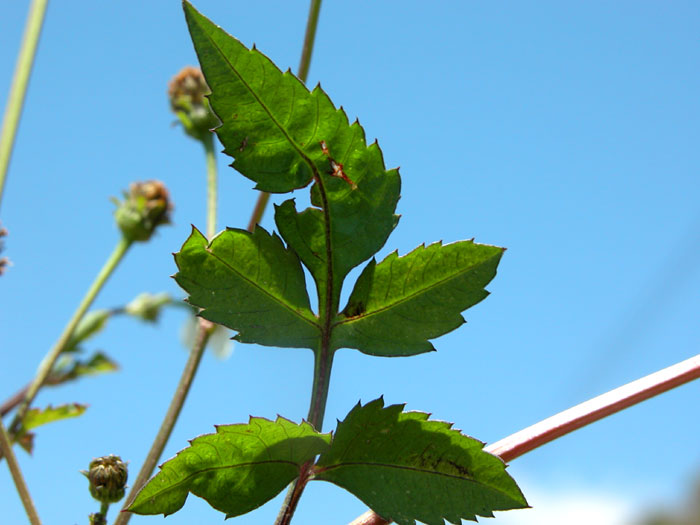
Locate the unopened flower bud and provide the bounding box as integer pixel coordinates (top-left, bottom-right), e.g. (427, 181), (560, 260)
(89, 513), (106, 525)
(113, 180), (172, 242)
(168, 66), (219, 142)
(83, 454), (128, 504)
(125, 292), (172, 322)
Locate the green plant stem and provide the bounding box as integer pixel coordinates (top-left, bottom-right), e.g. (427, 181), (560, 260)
(203, 133), (217, 239)
(115, 134), (220, 525)
(350, 352), (700, 525)
(8, 237), (132, 436)
(0, 0), (49, 210)
(115, 319), (214, 525)
(99, 502), (109, 519)
(246, 0), (322, 231)
(0, 417), (41, 525)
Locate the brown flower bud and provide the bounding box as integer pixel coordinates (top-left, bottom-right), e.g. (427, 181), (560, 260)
(113, 180), (172, 242)
(168, 66), (219, 142)
(84, 454), (128, 504)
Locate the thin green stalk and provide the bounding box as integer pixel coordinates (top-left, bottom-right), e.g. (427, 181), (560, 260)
(99, 502), (109, 519)
(204, 133), (217, 239)
(115, 320), (214, 525)
(0, 0), (49, 210)
(0, 417), (41, 525)
(247, 0), (322, 230)
(9, 237), (132, 436)
(116, 134), (219, 525)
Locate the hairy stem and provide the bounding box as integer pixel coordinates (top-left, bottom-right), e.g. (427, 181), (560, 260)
(204, 133), (217, 239)
(0, 0), (49, 210)
(0, 417), (41, 525)
(246, 0), (322, 231)
(349, 352), (700, 525)
(115, 320), (214, 525)
(9, 237), (132, 436)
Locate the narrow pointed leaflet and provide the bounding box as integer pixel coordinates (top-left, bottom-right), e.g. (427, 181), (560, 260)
(128, 417), (331, 518)
(174, 226), (319, 348)
(332, 240), (504, 356)
(315, 399), (528, 524)
(184, 1), (400, 317)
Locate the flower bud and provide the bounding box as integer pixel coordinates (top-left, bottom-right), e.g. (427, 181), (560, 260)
(83, 455), (128, 504)
(113, 180), (172, 242)
(89, 513), (106, 525)
(168, 66), (219, 142)
(125, 292), (172, 322)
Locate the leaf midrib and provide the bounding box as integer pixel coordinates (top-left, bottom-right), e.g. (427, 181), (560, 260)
(139, 459), (301, 502)
(199, 17), (318, 181)
(333, 252), (498, 328)
(315, 461), (523, 503)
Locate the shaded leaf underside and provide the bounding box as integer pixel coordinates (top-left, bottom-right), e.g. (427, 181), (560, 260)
(332, 240), (505, 356)
(174, 226), (319, 349)
(315, 399), (527, 525)
(128, 417), (331, 518)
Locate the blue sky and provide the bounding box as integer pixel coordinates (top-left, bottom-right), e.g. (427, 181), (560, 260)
(1, 1), (699, 524)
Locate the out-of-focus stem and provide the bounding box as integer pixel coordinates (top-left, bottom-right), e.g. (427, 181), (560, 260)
(0, 417), (41, 525)
(115, 320), (214, 525)
(204, 133), (217, 239)
(0, 0), (49, 210)
(9, 237), (132, 435)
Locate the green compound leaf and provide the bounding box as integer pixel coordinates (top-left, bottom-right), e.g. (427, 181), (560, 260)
(331, 240), (505, 356)
(21, 403), (87, 432)
(174, 226), (319, 349)
(128, 417), (331, 518)
(315, 399), (527, 525)
(184, 2), (400, 315)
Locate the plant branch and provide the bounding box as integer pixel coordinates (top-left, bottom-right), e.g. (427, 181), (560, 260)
(8, 237), (132, 436)
(0, 0), (49, 210)
(115, 319), (214, 525)
(0, 417), (41, 525)
(349, 352), (700, 525)
(246, 0), (323, 231)
(115, 130), (220, 525)
(204, 133), (217, 239)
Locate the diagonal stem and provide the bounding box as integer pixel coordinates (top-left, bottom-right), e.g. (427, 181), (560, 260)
(115, 131), (220, 525)
(0, 417), (41, 524)
(349, 352), (700, 525)
(115, 319), (215, 525)
(9, 237), (132, 436)
(0, 0), (49, 210)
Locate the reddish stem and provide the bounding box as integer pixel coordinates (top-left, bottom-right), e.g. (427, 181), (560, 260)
(348, 353), (700, 525)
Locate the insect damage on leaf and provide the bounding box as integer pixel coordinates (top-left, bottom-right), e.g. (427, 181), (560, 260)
(320, 140), (357, 189)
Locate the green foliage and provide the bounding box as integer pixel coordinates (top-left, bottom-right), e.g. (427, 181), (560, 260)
(21, 403), (87, 433)
(50, 352), (118, 385)
(65, 310), (110, 352)
(174, 226), (318, 348)
(315, 398), (528, 524)
(129, 3), (521, 522)
(333, 241), (504, 356)
(128, 417), (331, 518)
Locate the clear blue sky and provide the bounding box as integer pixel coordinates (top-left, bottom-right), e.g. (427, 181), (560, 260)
(1, 2), (699, 524)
